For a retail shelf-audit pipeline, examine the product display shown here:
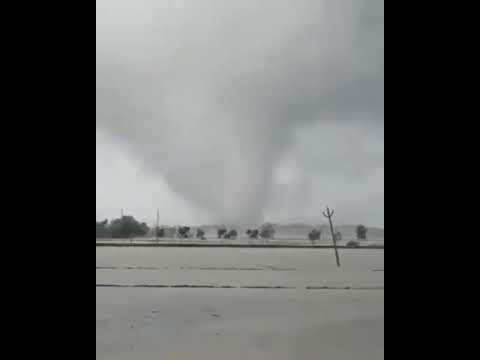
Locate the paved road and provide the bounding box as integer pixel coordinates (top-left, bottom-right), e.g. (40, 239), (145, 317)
(96, 247), (384, 360)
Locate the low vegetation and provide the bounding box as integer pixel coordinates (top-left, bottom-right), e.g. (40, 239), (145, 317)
(96, 216), (149, 239)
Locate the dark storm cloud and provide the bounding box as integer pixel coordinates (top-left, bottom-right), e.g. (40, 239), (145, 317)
(96, 0), (384, 226)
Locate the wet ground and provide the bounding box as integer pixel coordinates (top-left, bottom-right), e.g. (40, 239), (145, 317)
(96, 247), (384, 360)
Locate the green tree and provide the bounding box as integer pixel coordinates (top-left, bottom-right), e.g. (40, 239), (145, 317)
(260, 223), (275, 239)
(308, 228), (321, 242)
(217, 227), (227, 239)
(356, 225), (368, 240)
(177, 226), (191, 238)
(108, 216), (150, 238)
(225, 229), (238, 239)
(196, 228), (205, 239)
(96, 219), (109, 238)
(334, 230), (342, 241)
(156, 227), (165, 238)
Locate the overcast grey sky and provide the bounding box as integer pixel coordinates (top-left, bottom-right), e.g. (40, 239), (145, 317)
(96, 0), (384, 227)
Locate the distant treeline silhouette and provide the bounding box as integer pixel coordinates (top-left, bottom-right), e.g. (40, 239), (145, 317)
(96, 216), (369, 241)
(96, 216), (149, 238)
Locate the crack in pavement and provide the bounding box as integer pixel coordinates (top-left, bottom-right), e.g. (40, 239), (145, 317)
(96, 284), (384, 290)
(96, 266), (298, 271)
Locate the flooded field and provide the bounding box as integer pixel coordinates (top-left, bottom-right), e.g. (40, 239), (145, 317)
(96, 247), (384, 360)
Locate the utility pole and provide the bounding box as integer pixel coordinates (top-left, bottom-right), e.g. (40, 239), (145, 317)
(323, 206), (341, 267)
(155, 209), (159, 243)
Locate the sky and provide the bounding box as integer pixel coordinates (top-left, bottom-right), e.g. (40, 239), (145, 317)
(96, 0), (384, 227)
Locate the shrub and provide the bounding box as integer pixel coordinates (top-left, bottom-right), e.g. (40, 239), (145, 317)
(346, 240), (360, 248)
(224, 229), (237, 239)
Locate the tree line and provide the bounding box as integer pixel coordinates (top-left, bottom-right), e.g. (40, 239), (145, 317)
(96, 216), (149, 238)
(96, 216), (369, 241)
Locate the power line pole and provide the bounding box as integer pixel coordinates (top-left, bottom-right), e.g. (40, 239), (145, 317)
(323, 206), (341, 267)
(155, 209), (159, 243)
